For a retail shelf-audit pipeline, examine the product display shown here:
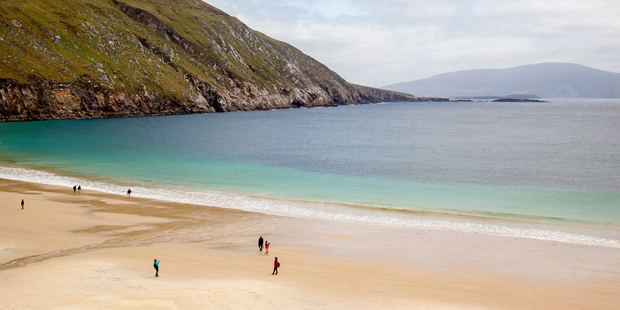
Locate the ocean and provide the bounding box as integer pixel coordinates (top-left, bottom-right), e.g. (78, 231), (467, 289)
(1, 99), (619, 246)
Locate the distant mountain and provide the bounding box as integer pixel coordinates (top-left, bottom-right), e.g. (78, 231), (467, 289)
(382, 63), (620, 98)
(0, 0), (427, 121)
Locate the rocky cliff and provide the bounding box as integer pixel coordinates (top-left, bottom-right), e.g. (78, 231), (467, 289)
(0, 0), (438, 121)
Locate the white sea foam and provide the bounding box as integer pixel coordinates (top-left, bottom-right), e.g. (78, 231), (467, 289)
(1, 166), (619, 248)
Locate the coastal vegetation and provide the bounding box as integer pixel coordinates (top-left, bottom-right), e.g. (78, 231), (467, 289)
(0, 0), (431, 121)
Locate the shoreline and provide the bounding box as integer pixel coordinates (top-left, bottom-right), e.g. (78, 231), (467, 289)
(1, 164), (619, 249)
(1, 178), (620, 309)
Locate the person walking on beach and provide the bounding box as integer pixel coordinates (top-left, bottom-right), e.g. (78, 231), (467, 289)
(21, 199), (24, 210)
(127, 188), (132, 198)
(153, 259), (160, 277)
(272, 257), (280, 275)
(265, 241), (269, 254)
(78, 185), (81, 193)
(73, 185), (77, 194)
(258, 236), (264, 252)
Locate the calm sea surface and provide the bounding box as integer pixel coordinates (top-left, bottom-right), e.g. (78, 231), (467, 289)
(1, 99), (619, 245)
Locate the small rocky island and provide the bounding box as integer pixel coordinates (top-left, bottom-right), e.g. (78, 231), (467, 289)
(492, 98), (547, 102)
(449, 95), (547, 103)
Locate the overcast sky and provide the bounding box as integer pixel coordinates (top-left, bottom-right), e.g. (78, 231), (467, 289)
(204, 0), (620, 88)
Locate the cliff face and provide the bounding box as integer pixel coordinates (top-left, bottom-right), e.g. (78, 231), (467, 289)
(0, 0), (435, 121)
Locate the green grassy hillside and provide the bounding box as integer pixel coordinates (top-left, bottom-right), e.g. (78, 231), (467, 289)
(0, 0), (423, 121)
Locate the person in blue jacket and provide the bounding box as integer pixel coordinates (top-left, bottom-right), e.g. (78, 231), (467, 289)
(153, 259), (160, 277)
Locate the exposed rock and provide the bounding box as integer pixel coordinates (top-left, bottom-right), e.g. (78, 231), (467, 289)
(492, 98), (547, 103)
(0, 0), (444, 122)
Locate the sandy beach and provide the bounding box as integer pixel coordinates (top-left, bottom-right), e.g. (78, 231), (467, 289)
(1, 178), (619, 309)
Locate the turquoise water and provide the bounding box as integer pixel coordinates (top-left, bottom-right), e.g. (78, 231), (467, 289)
(0, 100), (619, 233)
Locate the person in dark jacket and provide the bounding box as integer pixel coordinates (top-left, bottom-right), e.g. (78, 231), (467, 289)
(258, 236), (264, 251)
(272, 257), (280, 275)
(21, 199), (24, 210)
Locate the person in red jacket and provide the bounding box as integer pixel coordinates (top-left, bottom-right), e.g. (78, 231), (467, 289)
(272, 257), (280, 275)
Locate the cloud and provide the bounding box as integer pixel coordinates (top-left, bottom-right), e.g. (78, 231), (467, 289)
(204, 0), (620, 87)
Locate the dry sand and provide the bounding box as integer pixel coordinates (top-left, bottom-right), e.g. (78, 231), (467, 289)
(1, 178), (619, 309)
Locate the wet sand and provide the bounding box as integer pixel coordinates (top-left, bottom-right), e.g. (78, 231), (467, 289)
(1, 178), (619, 309)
